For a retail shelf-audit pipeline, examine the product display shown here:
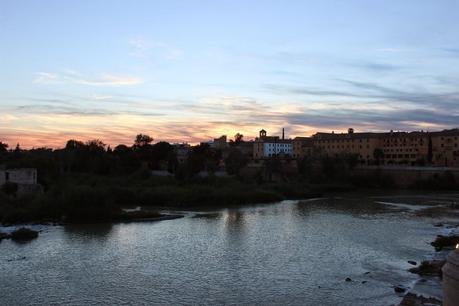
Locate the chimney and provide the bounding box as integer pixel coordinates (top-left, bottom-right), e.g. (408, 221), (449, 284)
(282, 128), (285, 140)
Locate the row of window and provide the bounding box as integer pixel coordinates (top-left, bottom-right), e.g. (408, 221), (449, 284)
(384, 148), (419, 153)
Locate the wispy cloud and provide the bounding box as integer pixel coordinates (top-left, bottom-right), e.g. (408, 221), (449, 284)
(129, 37), (183, 61)
(33, 70), (143, 87)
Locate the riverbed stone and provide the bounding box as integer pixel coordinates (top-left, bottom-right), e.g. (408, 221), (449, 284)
(431, 235), (459, 251)
(409, 260), (445, 277)
(10, 228), (39, 241)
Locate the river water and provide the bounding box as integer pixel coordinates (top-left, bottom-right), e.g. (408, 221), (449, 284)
(1, 193), (458, 306)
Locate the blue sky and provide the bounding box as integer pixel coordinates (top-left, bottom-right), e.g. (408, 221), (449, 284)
(1, 0), (459, 147)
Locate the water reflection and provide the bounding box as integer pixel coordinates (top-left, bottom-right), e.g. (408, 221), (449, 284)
(64, 223), (113, 242)
(1, 193), (456, 306)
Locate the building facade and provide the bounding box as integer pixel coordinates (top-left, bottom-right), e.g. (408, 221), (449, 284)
(250, 128), (459, 167)
(0, 168), (38, 185)
(431, 129), (459, 167)
(253, 129), (292, 159)
(292, 137), (314, 159)
(312, 128), (459, 167)
(312, 129), (381, 165)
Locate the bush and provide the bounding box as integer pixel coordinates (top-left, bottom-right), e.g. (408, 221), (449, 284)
(62, 186), (118, 223)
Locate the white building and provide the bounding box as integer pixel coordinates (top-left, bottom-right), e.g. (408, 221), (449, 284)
(263, 141), (293, 157)
(253, 129), (293, 159)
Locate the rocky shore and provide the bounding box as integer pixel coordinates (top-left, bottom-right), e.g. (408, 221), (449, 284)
(398, 230), (459, 305)
(0, 227), (39, 242)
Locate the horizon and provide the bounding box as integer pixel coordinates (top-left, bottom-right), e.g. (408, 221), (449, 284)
(2, 1), (459, 148)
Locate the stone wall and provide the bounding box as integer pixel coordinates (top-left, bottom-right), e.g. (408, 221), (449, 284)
(354, 166), (459, 187)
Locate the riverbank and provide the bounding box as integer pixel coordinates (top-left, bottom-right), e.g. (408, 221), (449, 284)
(0, 174), (325, 225)
(397, 207), (459, 305)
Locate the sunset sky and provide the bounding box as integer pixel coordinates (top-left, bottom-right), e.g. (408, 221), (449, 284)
(1, 0), (459, 148)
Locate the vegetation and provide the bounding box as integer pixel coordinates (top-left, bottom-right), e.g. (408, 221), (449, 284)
(0, 135), (317, 224)
(1, 133), (457, 225)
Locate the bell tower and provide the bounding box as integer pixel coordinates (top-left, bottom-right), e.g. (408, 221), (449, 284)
(259, 129), (267, 138)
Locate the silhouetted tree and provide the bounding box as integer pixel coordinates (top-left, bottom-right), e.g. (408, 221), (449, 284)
(234, 133), (244, 143)
(134, 134), (153, 147)
(65, 139), (85, 150)
(0, 141), (8, 153)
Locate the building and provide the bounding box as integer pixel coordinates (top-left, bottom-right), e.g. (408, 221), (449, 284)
(311, 128), (459, 167)
(212, 135), (228, 150)
(431, 129), (459, 167)
(253, 129), (293, 159)
(0, 168), (41, 195)
(379, 131), (429, 165)
(173, 143), (191, 164)
(0, 168), (38, 185)
(292, 137), (314, 159)
(312, 128), (381, 165)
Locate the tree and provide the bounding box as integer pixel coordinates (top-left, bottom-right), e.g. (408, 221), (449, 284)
(234, 133), (244, 143)
(0, 141), (8, 153)
(134, 134), (153, 147)
(86, 139), (106, 154)
(224, 148), (248, 175)
(65, 139), (85, 150)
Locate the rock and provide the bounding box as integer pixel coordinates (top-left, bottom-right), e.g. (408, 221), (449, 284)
(394, 285), (406, 293)
(364, 271), (370, 275)
(345, 277), (352, 282)
(408, 260), (417, 265)
(361, 281), (367, 284)
(409, 260), (445, 277)
(399, 293), (442, 306)
(0, 232), (10, 240)
(10, 228), (39, 241)
(431, 234), (459, 251)
(433, 222), (443, 227)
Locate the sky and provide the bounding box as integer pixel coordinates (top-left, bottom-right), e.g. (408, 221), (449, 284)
(1, 0), (459, 148)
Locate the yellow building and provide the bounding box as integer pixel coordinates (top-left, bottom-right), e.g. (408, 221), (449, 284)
(251, 128), (459, 167)
(431, 129), (459, 167)
(379, 131), (429, 165)
(292, 137), (314, 158)
(312, 129), (380, 165)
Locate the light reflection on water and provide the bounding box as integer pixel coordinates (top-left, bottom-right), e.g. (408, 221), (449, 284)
(0, 194), (451, 305)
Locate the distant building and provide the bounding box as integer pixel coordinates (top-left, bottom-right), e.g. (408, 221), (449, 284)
(312, 128), (459, 167)
(173, 143), (191, 163)
(0, 168), (37, 185)
(313, 129), (380, 165)
(292, 137), (314, 159)
(0, 168), (41, 195)
(379, 130), (429, 165)
(253, 129), (292, 159)
(212, 135), (228, 150)
(431, 129), (459, 167)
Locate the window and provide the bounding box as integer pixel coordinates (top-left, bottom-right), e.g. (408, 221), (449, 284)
(5, 172), (9, 181)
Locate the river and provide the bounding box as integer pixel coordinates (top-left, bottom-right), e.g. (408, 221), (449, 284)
(1, 193), (458, 305)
